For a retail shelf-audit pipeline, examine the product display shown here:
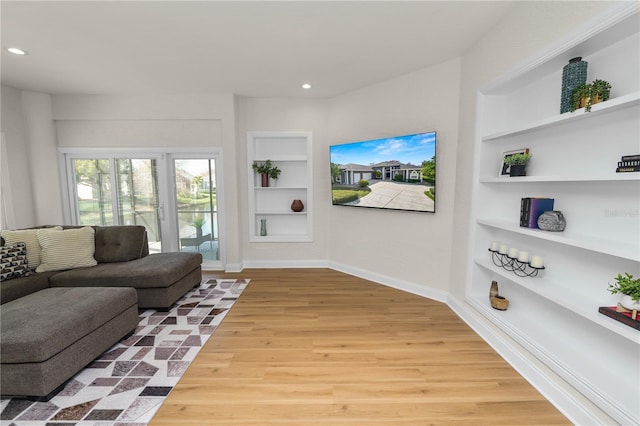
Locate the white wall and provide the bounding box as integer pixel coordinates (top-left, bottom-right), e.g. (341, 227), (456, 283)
(50, 93), (243, 267)
(0, 85), (36, 228)
(327, 58), (461, 298)
(21, 91), (64, 224)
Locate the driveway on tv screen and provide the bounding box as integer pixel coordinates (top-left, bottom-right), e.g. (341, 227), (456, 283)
(346, 180), (434, 211)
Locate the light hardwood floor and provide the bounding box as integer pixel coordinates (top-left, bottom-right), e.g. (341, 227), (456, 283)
(150, 268), (569, 425)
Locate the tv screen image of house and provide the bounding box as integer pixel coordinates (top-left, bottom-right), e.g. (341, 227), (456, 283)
(330, 131), (436, 213)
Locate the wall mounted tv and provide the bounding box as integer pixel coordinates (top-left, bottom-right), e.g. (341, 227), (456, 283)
(330, 131), (436, 213)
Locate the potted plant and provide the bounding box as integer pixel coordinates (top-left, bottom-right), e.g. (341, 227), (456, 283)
(190, 217), (206, 239)
(252, 160), (273, 187)
(570, 79), (611, 112)
(268, 165), (281, 186)
(608, 272), (640, 320)
(503, 153), (532, 177)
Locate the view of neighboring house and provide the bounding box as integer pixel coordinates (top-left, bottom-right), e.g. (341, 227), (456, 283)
(337, 160), (423, 185)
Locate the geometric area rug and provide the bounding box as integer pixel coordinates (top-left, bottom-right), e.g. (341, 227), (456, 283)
(0, 278), (249, 426)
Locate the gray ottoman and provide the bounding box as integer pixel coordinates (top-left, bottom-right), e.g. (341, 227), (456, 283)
(1, 286), (139, 400)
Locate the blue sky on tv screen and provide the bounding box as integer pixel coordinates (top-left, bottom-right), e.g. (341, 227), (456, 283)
(330, 132), (435, 166)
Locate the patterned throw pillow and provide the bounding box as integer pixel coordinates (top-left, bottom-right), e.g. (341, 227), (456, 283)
(36, 226), (97, 272)
(1, 242), (32, 281)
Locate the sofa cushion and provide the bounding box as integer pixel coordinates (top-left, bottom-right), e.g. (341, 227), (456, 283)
(1, 287), (137, 364)
(49, 252), (202, 289)
(0, 271), (56, 304)
(36, 227), (97, 273)
(1, 242), (31, 282)
(94, 225), (147, 263)
(0, 227), (62, 269)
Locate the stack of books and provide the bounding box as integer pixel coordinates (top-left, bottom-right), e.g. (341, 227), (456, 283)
(616, 154), (640, 173)
(520, 197), (554, 228)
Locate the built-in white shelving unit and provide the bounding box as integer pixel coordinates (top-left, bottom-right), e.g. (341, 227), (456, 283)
(247, 131), (312, 242)
(467, 8), (639, 424)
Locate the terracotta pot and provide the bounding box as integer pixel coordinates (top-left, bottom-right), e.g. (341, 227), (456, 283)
(291, 199), (304, 212)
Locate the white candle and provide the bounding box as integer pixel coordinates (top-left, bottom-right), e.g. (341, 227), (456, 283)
(490, 241), (500, 251)
(518, 251), (529, 263)
(499, 244), (508, 254)
(508, 247), (519, 258)
(530, 255), (544, 268)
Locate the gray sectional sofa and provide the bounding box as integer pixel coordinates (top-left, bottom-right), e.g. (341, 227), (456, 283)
(0, 225), (203, 400)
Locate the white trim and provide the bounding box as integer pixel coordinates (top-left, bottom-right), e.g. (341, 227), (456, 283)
(329, 261), (448, 303)
(448, 296), (618, 425)
(0, 132), (16, 229)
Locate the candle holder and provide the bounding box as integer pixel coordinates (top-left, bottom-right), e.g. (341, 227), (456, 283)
(488, 248), (545, 277)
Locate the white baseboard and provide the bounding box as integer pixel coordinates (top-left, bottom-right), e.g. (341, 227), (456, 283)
(447, 295), (616, 426)
(327, 260), (448, 304)
(240, 259), (329, 269)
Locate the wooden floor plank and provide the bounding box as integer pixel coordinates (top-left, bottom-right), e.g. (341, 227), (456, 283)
(150, 268), (569, 425)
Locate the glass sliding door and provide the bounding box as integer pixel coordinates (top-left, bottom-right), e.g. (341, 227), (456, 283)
(72, 159), (113, 226)
(69, 156), (163, 252)
(115, 159), (161, 249)
(64, 150), (223, 269)
(174, 158), (219, 262)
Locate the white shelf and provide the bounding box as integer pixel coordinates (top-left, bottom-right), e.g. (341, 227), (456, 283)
(254, 186), (308, 190)
(254, 156), (307, 162)
(482, 92), (640, 142)
(256, 211), (307, 216)
(467, 8), (640, 423)
(247, 131), (312, 243)
(477, 218), (640, 261)
(252, 235), (312, 243)
(480, 174), (640, 183)
(474, 258), (639, 342)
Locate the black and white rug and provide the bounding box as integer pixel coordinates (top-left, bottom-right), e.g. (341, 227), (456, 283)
(0, 278), (249, 426)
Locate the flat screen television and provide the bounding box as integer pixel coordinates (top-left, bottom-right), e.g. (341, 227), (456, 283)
(330, 131), (436, 213)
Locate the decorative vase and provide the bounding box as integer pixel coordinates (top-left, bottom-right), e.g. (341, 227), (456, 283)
(291, 199), (304, 212)
(618, 294), (640, 320)
(579, 94), (602, 109)
(260, 219), (267, 236)
(260, 173), (269, 187)
(560, 57), (588, 113)
(537, 210), (566, 232)
(509, 164), (527, 177)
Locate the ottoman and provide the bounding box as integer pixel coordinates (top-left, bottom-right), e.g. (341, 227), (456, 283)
(1, 286), (139, 400)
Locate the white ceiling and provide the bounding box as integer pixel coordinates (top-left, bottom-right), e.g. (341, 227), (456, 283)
(1, 1), (516, 98)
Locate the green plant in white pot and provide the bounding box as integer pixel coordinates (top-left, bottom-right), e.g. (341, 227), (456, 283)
(608, 272), (640, 320)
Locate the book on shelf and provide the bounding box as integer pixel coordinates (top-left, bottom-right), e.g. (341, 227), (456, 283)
(520, 197), (554, 228)
(598, 306), (640, 331)
(616, 154), (640, 172)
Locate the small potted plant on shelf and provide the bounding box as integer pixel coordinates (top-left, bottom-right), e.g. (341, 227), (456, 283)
(608, 272), (640, 320)
(570, 79), (612, 112)
(252, 160), (273, 187)
(503, 153), (531, 177)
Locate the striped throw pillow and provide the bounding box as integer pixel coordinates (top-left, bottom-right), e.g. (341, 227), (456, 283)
(36, 227), (97, 272)
(0, 227), (62, 269)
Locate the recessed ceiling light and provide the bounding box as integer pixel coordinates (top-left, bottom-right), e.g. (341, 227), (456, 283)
(7, 47), (27, 55)
(302, 83), (311, 89)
